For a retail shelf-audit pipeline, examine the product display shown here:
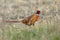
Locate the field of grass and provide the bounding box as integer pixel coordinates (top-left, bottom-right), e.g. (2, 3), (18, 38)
(0, 0), (60, 40)
(0, 22), (60, 40)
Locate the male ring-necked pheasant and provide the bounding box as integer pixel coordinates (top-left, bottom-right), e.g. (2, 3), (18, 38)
(21, 10), (41, 26)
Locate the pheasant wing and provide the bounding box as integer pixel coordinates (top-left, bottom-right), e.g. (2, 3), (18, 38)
(21, 15), (33, 25)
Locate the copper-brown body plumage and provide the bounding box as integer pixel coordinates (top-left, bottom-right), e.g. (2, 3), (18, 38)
(21, 10), (41, 26)
(21, 13), (40, 26)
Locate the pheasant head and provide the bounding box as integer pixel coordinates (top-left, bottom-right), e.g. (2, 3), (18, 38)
(36, 10), (41, 15)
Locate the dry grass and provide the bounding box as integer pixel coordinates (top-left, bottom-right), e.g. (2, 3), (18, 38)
(0, 0), (60, 40)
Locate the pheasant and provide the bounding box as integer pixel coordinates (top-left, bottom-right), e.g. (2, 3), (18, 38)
(5, 10), (41, 26)
(21, 10), (41, 26)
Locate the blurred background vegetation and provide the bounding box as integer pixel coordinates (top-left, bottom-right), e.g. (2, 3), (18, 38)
(0, 0), (60, 40)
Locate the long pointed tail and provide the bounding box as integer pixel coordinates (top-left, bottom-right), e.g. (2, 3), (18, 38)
(5, 20), (21, 23)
